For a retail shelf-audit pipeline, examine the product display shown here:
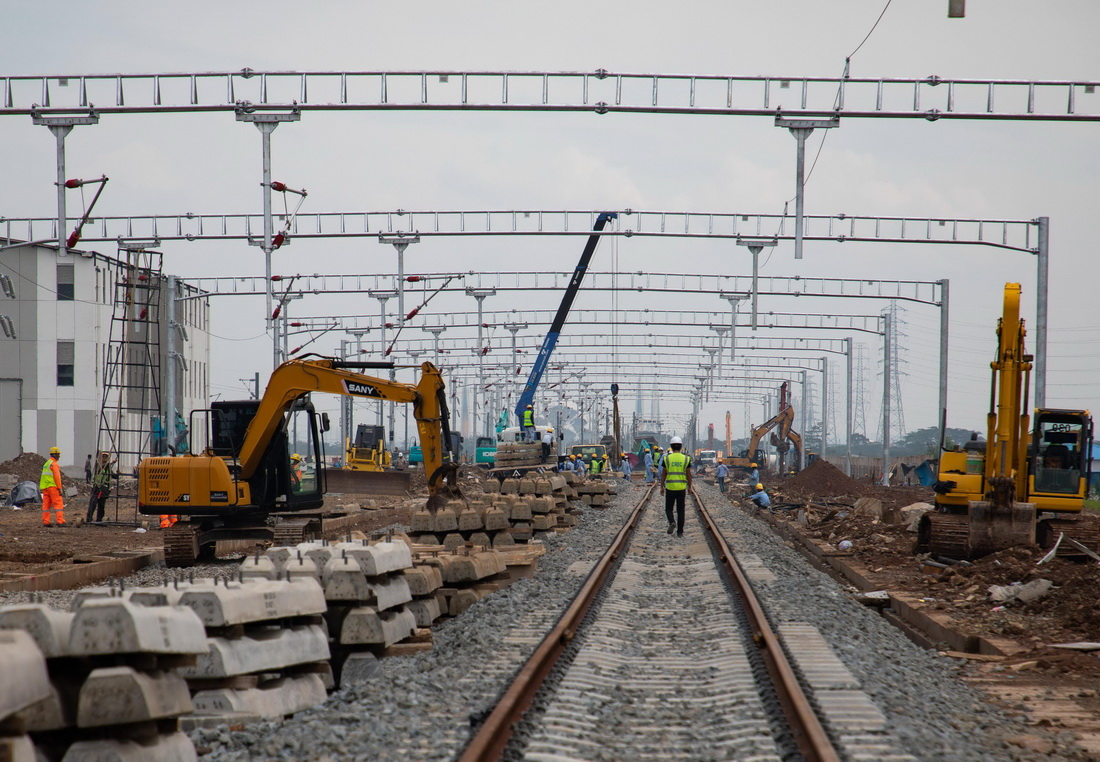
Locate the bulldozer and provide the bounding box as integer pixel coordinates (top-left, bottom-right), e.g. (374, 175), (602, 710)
(323, 423), (412, 495)
(138, 357), (459, 565)
(918, 284), (1095, 560)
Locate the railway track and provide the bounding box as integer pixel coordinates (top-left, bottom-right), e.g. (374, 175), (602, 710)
(459, 484), (915, 762)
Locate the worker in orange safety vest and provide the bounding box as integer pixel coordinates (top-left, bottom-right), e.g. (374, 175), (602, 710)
(40, 447), (66, 527)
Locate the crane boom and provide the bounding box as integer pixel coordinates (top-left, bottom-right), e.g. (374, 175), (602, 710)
(514, 212), (617, 423)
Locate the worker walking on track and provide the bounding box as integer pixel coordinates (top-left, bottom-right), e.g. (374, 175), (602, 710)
(643, 447), (655, 483)
(716, 459), (729, 493)
(660, 436), (692, 538)
(40, 447), (66, 527)
(620, 453), (633, 480)
(522, 404), (536, 441)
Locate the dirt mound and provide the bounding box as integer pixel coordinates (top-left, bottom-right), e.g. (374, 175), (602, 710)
(783, 459), (868, 498)
(0, 452), (47, 483)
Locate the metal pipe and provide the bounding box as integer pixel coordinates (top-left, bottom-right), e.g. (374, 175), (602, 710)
(937, 280), (950, 466)
(820, 359), (828, 463)
(881, 311), (892, 486)
(1035, 217), (1048, 408)
(258, 122), (277, 370)
(165, 274), (177, 449)
(794, 130), (807, 260)
(51, 125), (72, 255)
(845, 338), (853, 477)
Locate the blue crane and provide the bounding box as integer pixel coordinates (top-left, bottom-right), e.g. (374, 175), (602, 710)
(514, 212), (618, 425)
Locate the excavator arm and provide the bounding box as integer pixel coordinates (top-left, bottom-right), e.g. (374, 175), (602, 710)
(235, 357), (453, 493)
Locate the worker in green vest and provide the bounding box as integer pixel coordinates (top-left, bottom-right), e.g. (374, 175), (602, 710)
(522, 404), (536, 441)
(659, 436), (693, 537)
(40, 446), (66, 527)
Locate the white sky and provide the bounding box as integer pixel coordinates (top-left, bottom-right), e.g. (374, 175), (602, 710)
(2, 1), (1098, 444)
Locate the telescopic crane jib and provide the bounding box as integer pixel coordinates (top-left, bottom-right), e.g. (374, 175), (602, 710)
(514, 213), (617, 427)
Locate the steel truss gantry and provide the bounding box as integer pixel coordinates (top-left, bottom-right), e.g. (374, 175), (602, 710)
(0, 210), (1038, 252)
(6, 70), (1098, 121)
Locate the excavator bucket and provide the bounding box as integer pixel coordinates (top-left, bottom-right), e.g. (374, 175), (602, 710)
(325, 469), (411, 496)
(918, 501), (1036, 560)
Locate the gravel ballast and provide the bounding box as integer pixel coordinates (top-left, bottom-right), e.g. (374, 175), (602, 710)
(698, 480), (1086, 762)
(192, 488), (643, 761)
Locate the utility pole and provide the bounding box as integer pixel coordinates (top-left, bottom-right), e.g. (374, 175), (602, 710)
(467, 288), (496, 437)
(503, 322), (528, 412)
(370, 290), (397, 429)
(735, 239), (776, 328)
(775, 115), (839, 260)
(378, 233), (420, 322)
(236, 108), (300, 370)
(881, 311), (892, 486)
(719, 293), (747, 360)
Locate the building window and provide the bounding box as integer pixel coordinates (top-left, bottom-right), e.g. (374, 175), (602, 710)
(57, 264), (74, 301)
(57, 341), (75, 387)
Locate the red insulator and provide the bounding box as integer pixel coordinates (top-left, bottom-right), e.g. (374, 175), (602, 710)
(271, 181), (287, 192)
(482, 323), (489, 328)
(271, 306), (282, 320)
(405, 275), (421, 282)
(384, 322), (394, 329)
(482, 347), (489, 355)
(66, 231), (80, 248)
(290, 346), (302, 354)
(271, 275), (283, 281)
(405, 308), (419, 320)
(289, 322), (303, 327)
(272, 232), (285, 249)
(384, 347), (392, 356)
(64, 179), (82, 188)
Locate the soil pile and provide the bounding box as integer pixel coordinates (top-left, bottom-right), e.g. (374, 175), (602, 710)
(0, 453), (48, 482)
(783, 459), (868, 499)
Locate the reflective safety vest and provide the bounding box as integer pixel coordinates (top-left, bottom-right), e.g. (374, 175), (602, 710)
(522, 409), (534, 427)
(40, 458), (60, 489)
(663, 451), (690, 491)
(589, 458), (601, 474)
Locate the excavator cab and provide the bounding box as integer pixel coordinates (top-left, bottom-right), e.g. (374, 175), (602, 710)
(1031, 410), (1092, 503)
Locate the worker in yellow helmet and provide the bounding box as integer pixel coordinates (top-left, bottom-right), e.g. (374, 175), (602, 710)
(40, 447), (66, 527)
(290, 453), (303, 493)
(619, 453), (633, 480)
(540, 426), (554, 463)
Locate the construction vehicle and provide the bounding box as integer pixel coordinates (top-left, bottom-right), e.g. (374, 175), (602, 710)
(695, 449), (719, 469)
(475, 436), (496, 466)
(326, 423), (412, 495)
(344, 424), (390, 471)
(918, 284), (1095, 560)
(514, 212), (617, 427)
(570, 444), (607, 469)
(729, 383), (803, 474)
(138, 357), (458, 565)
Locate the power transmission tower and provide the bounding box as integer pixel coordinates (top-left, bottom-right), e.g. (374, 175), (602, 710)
(876, 301), (908, 442)
(852, 342), (868, 438)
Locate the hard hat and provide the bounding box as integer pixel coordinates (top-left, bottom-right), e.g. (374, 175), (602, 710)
(670, 436), (683, 445)
(756, 483), (764, 490)
(291, 453), (302, 462)
(526, 404), (533, 408)
(49, 446), (60, 456)
(603, 454), (609, 459)
(547, 426), (553, 431)
(569, 454), (576, 460)
(750, 462), (758, 468)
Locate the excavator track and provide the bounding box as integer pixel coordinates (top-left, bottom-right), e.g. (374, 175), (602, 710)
(1037, 518), (1100, 558)
(164, 523), (201, 567)
(917, 512), (971, 559)
(273, 517), (321, 546)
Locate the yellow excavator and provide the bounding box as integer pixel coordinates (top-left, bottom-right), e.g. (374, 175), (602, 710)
(138, 357), (459, 565)
(918, 284), (1095, 559)
(731, 382), (804, 474)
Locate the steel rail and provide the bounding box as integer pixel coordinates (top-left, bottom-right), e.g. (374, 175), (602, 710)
(460, 480), (841, 762)
(457, 484), (654, 762)
(691, 485), (840, 762)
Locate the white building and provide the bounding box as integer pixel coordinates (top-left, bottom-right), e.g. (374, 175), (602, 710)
(0, 240), (210, 469)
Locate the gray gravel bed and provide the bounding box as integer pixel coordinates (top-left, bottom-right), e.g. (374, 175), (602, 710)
(0, 561), (232, 610)
(191, 489), (643, 761)
(697, 480), (1085, 762)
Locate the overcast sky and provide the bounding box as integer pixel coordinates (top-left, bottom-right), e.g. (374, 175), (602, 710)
(2, 1), (1098, 444)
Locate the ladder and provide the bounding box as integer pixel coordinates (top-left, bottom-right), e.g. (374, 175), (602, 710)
(94, 247), (164, 523)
